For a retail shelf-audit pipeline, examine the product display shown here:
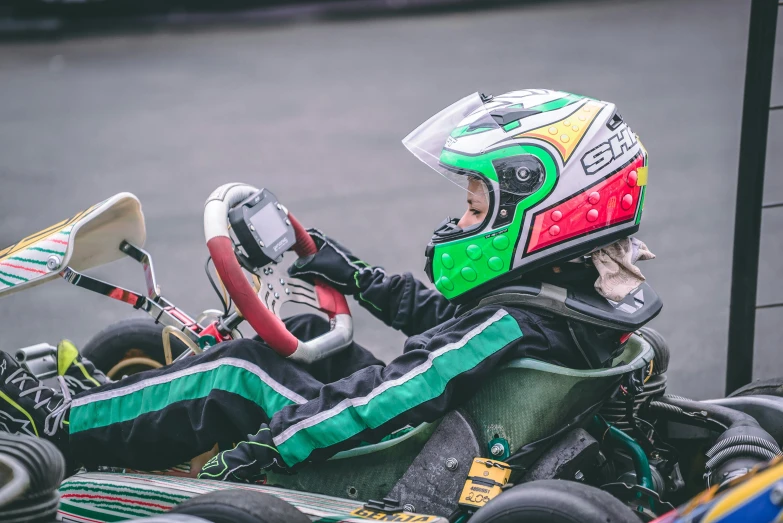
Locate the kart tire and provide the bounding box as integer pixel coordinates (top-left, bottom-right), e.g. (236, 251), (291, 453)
(468, 480), (639, 523)
(729, 376), (783, 398)
(638, 326), (669, 376)
(0, 434), (64, 522)
(81, 318), (190, 378)
(168, 490), (310, 523)
(0, 490), (59, 523)
(0, 432), (64, 499)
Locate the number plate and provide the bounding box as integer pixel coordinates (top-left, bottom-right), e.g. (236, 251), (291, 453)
(458, 457), (512, 509)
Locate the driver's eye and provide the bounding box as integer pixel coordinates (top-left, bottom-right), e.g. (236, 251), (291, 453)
(471, 209), (481, 216)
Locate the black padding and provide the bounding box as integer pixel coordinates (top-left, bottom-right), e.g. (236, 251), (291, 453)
(521, 429), (599, 482)
(387, 410), (482, 516)
(564, 282), (662, 331)
(477, 281), (662, 332)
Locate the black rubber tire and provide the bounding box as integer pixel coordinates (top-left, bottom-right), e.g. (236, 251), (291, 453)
(0, 432), (64, 499)
(0, 490), (59, 523)
(638, 326), (669, 376)
(168, 490), (310, 523)
(729, 376), (783, 398)
(81, 318), (189, 376)
(0, 433), (64, 522)
(468, 480), (640, 523)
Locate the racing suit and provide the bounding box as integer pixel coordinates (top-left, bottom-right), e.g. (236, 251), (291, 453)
(67, 270), (607, 473)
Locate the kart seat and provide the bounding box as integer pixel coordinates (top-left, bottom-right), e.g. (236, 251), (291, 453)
(266, 334), (653, 502)
(0, 193), (145, 297)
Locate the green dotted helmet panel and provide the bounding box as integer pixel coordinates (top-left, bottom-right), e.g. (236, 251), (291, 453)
(404, 90), (649, 302)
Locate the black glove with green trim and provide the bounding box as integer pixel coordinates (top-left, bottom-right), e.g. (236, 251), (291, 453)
(198, 425), (287, 483)
(287, 228), (378, 296)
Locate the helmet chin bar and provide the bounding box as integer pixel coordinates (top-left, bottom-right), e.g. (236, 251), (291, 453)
(432, 217), (462, 239)
(431, 217), (485, 242)
(204, 183), (352, 363)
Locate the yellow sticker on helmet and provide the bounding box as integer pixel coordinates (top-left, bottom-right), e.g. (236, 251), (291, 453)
(636, 165), (648, 186)
(636, 137), (649, 186)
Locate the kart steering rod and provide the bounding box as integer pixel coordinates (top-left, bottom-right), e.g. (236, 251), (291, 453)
(204, 183), (352, 363)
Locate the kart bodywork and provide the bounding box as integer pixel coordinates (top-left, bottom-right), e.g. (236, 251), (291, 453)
(56, 338), (652, 521)
(58, 473), (446, 523)
(0, 194), (145, 297)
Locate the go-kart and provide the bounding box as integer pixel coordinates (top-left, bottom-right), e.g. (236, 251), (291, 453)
(3, 183), (783, 523)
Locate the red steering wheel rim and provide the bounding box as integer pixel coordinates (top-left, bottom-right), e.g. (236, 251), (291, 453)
(206, 200), (350, 358)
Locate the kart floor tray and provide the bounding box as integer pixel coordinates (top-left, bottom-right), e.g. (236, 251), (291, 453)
(58, 472), (446, 522)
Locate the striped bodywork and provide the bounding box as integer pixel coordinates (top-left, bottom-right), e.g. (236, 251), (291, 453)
(0, 227), (71, 289)
(57, 473), (448, 522)
(0, 201), (99, 292)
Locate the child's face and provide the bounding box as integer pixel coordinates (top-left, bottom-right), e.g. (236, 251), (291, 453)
(457, 178), (489, 229)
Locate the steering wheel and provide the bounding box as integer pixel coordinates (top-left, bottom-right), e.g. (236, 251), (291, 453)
(203, 183), (352, 363)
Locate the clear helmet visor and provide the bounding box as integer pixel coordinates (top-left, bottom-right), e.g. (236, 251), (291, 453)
(402, 92), (500, 196)
(403, 92), (549, 200)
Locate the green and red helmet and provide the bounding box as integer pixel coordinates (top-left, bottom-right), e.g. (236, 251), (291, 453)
(404, 89), (649, 303)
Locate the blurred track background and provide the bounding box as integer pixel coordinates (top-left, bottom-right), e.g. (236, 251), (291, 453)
(0, 0), (780, 399)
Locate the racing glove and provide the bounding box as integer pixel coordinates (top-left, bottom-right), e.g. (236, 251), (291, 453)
(287, 228), (381, 295)
(197, 425), (287, 483)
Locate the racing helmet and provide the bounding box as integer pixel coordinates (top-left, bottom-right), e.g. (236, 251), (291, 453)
(404, 89), (649, 303)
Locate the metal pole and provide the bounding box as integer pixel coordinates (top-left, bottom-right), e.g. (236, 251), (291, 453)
(725, 0), (778, 395)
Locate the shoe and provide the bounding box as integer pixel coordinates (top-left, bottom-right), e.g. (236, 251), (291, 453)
(57, 339), (111, 395)
(0, 351), (70, 458)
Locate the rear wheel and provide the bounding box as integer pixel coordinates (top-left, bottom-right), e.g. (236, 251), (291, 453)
(638, 326), (669, 376)
(168, 490), (310, 523)
(729, 376), (783, 398)
(0, 433), (65, 523)
(81, 318), (189, 379)
(468, 480), (640, 523)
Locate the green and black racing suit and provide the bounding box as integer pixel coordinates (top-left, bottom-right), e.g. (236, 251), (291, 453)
(67, 271), (606, 474)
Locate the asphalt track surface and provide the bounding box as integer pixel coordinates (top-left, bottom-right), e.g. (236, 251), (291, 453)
(0, 0), (780, 400)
